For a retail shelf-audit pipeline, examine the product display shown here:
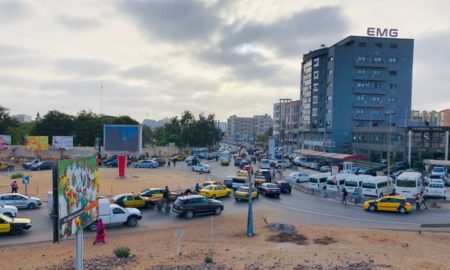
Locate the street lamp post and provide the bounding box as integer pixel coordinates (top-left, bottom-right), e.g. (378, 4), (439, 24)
(246, 173), (254, 236)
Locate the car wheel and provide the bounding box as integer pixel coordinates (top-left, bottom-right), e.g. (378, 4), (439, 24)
(12, 227), (24, 235)
(214, 207), (222, 215)
(27, 203), (36, 209)
(398, 207), (406, 214)
(4, 212), (13, 217)
(368, 205), (376, 212)
(185, 210), (194, 219)
(126, 217), (138, 227)
(88, 222), (97, 232)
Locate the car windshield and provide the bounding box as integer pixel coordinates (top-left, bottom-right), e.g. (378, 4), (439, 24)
(433, 167), (445, 173)
(237, 187), (249, 192)
(429, 183), (444, 188)
(266, 184), (278, 188)
(396, 180), (417, 187)
(204, 185), (214, 190)
(345, 181), (358, 187)
(362, 183), (376, 189)
(309, 178), (318, 183)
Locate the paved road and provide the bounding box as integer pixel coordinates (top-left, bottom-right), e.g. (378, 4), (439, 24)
(2, 160), (450, 246)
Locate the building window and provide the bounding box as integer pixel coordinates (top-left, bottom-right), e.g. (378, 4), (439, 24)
(313, 83), (318, 92)
(373, 57), (382, 63)
(312, 108), (318, 117)
(312, 96), (318, 104)
(357, 69), (366, 75)
(313, 58), (320, 67)
(390, 43), (398, 49)
(357, 56), (366, 62)
(388, 97), (397, 102)
(355, 109), (365, 115)
(388, 57), (397, 63)
(358, 42), (367, 47)
(328, 56), (334, 62)
(313, 71), (319, 79)
(356, 95), (365, 101)
(327, 69), (333, 75)
(327, 82), (332, 88)
(356, 82), (369, 88)
(327, 109), (332, 114)
(375, 43), (383, 48)
(372, 109), (381, 115)
(373, 70), (382, 75)
(372, 96), (381, 102)
(389, 83), (397, 89)
(374, 83), (383, 88)
(389, 70), (397, 76)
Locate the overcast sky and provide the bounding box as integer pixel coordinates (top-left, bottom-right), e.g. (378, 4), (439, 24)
(1, 0), (449, 122)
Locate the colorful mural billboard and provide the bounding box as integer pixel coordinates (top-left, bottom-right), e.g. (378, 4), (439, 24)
(0, 135), (11, 151)
(26, 136), (49, 151)
(57, 156), (99, 240)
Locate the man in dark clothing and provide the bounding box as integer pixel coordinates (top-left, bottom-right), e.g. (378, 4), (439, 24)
(163, 186), (170, 201)
(341, 188), (348, 205)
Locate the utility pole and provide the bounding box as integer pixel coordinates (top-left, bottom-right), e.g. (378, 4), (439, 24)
(386, 107), (392, 179)
(246, 173), (254, 236)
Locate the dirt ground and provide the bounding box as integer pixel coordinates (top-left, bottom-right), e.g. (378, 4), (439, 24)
(0, 166), (216, 200)
(0, 212), (449, 270)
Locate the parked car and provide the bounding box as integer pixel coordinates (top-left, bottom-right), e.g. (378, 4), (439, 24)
(172, 195), (224, 219)
(134, 160), (159, 168)
(234, 186), (258, 201)
(0, 193), (42, 209)
(234, 157), (242, 167)
(287, 172), (309, 183)
(185, 156), (199, 166)
(0, 162), (14, 172)
(172, 155), (186, 161)
(30, 161), (54, 171)
(192, 163), (211, 173)
(106, 159), (132, 168)
(275, 160), (292, 169)
(0, 213), (32, 235)
(22, 159), (41, 169)
(87, 198), (142, 231)
(0, 205), (18, 217)
(363, 195), (411, 214)
(152, 158), (167, 167)
(275, 181), (292, 194)
(257, 183), (281, 198)
(319, 165), (331, 172)
(101, 155), (117, 166)
(199, 184), (231, 199)
(424, 181), (447, 200)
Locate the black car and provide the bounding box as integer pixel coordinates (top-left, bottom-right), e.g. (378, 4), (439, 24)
(363, 166), (387, 176)
(234, 157), (242, 167)
(257, 183), (281, 198)
(152, 158), (166, 166)
(30, 161), (54, 171)
(101, 155), (117, 166)
(383, 162), (409, 175)
(106, 159), (132, 168)
(172, 195), (224, 219)
(275, 181), (292, 194)
(255, 169), (272, 182)
(223, 177), (233, 189)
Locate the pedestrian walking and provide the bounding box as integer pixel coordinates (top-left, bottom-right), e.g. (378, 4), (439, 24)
(415, 193), (421, 211)
(419, 191), (428, 210)
(11, 180), (18, 193)
(173, 158), (176, 167)
(167, 159), (171, 168)
(272, 168), (276, 180)
(93, 219), (106, 245)
(341, 188), (348, 205)
(352, 188), (360, 204)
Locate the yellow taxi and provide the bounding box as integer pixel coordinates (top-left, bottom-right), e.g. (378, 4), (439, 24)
(139, 188), (164, 199)
(112, 193), (151, 208)
(363, 195), (412, 214)
(0, 162), (14, 172)
(237, 170), (250, 178)
(234, 186), (258, 202)
(0, 213), (32, 235)
(199, 184), (231, 199)
(202, 180), (225, 187)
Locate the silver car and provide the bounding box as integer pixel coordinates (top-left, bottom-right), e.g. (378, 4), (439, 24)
(0, 205), (18, 217)
(0, 193), (42, 209)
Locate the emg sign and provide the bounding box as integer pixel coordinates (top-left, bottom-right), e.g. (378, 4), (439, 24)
(367, 27), (398, 38)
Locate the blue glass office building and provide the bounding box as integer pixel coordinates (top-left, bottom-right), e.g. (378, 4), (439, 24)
(298, 36), (414, 153)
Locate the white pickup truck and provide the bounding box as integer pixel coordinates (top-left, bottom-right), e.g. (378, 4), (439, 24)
(48, 193), (142, 231)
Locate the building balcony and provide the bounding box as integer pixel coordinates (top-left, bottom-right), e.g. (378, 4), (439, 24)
(352, 114), (385, 121)
(353, 102), (385, 108)
(354, 61), (387, 68)
(353, 87), (386, 94)
(353, 74), (386, 81)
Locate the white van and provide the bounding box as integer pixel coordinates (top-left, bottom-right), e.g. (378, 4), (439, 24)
(344, 175), (372, 193)
(395, 171), (423, 199)
(361, 176), (392, 198)
(326, 173), (355, 192)
(308, 172), (331, 190)
(260, 159), (270, 170)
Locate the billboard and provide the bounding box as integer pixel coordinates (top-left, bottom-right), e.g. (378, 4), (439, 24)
(26, 136), (49, 151)
(103, 125), (142, 153)
(52, 136), (74, 150)
(57, 156), (99, 240)
(0, 135), (11, 151)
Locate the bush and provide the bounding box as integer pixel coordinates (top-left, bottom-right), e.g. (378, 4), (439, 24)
(204, 255), (213, 264)
(11, 173), (24, 179)
(113, 246), (130, 258)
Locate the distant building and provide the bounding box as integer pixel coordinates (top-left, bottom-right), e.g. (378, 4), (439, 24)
(12, 114), (32, 123)
(298, 35), (414, 153)
(273, 99), (292, 141)
(439, 109), (450, 126)
(411, 110), (439, 126)
(285, 100), (301, 148)
(227, 114), (272, 142)
(143, 118), (169, 129)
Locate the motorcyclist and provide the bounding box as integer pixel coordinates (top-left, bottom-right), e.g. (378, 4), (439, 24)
(194, 183), (201, 193)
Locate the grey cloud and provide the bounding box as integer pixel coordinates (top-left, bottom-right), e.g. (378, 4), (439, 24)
(0, 43), (48, 69)
(0, 1), (28, 22)
(120, 64), (166, 81)
(56, 58), (116, 76)
(56, 15), (102, 31)
(219, 6), (349, 57)
(118, 0), (221, 42)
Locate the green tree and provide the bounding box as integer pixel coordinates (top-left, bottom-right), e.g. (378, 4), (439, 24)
(32, 110), (75, 143)
(0, 105), (18, 134)
(7, 122), (35, 145)
(73, 111), (104, 146)
(142, 125), (154, 146)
